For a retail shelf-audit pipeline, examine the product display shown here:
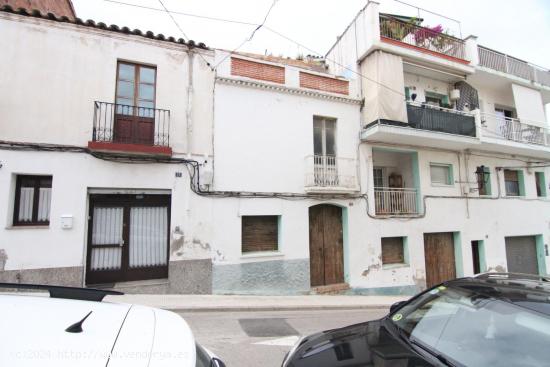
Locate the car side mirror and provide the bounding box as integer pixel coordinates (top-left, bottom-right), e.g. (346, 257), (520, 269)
(389, 301), (407, 314)
(211, 358), (226, 367)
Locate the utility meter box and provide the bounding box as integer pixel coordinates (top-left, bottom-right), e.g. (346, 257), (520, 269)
(61, 215), (73, 229)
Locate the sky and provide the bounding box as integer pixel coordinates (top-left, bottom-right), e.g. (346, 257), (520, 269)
(71, 0), (550, 69)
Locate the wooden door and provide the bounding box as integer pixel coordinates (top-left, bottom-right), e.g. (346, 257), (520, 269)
(309, 204), (344, 287)
(86, 194), (170, 285)
(424, 233), (456, 288)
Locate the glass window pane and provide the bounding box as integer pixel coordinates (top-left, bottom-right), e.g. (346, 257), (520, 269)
(138, 84), (155, 101)
(313, 126), (322, 155)
(137, 100), (154, 117)
(18, 187), (34, 222)
(37, 187), (51, 222)
(116, 99), (134, 115)
(19, 177), (36, 188)
(118, 63), (135, 81)
(117, 81), (134, 99)
(139, 67), (156, 84)
(325, 126), (336, 156)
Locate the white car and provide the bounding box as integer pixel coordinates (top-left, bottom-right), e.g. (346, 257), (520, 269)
(0, 283), (225, 367)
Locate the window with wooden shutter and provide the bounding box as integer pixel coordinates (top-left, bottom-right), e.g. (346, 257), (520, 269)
(242, 216), (279, 253)
(504, 169), (520, 196)
(381, 237), (405, 265)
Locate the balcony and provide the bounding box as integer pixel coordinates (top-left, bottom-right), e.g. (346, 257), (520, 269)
(379, 14), (467, 63)
(89, 101), (171, 155)
(304, 155), (358, 193)
(480, 112), (550, 147)
(375, 188), (418, 215)
(478, 46), (550, 88)
(372, 149), (420, 216)
(406, 102), (476, 137)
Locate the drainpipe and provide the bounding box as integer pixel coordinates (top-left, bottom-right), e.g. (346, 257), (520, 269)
(186, 50), (195, 154)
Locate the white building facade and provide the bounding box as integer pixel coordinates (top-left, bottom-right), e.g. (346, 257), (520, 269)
(1, 3), (549, 295)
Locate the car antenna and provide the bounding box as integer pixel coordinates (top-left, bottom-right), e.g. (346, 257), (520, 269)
(65, 311), (93, 333)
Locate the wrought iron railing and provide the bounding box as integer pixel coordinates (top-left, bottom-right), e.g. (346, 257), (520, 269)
(374, 187), (418, 215)
(379, 15), (466, 60)
(480, 112), (550, 146)
(478, 46), (550, 87)
(304, 155), (357, 190)
(92, 101), (170, 146)
(406, 102), (476, 137)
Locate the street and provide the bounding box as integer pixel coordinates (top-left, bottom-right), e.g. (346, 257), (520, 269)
(178, 308), (388, 367)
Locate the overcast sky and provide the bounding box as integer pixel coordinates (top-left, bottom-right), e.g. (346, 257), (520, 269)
(71, 0), (550, 68)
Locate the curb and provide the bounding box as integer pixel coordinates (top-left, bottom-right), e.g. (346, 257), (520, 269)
(164, 304), (392, 312)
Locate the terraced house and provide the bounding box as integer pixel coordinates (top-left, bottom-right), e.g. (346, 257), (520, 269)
(0, 1), (549, 295)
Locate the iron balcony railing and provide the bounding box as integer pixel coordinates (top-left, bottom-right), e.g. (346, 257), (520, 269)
(304, 155), (358, 190)
(374, 187), (418, 215)
(480, 112), (550, 146)
(406, 102), (476, 137)
(92, 101), (170, 146)
(379, 15), (466, 60)
(478, 46), (550, 87)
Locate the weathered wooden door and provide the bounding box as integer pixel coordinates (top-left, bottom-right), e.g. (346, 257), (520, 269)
(86, 194), (170, 285)
(309, 204), (344, 287)
(424, 233), (456, 288)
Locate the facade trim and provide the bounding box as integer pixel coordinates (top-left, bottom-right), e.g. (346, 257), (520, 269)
(216, 76), (362, 105)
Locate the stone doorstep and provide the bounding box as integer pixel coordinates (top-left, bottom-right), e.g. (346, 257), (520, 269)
(310, 283), (351, 295)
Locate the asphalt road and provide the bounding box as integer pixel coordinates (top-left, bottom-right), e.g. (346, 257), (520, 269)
(178, 308), (388, 367)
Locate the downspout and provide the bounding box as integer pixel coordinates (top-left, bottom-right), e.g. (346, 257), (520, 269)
(186, 50), (195, 154)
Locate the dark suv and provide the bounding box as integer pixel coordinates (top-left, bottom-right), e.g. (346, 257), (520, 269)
(282, 273), (550, 367)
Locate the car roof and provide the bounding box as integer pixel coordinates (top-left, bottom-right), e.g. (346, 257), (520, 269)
(450, 272), (550, 294)
(0, 293), (132, 366)
(445, 273), (550, 315)
(0, 292), (196, 367)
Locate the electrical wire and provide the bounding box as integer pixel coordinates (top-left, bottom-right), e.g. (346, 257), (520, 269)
(0, 141), (363, 201)
(101, 0), (406, 97)
(156, 0), (213, 69)
(211, 0), (279, 70)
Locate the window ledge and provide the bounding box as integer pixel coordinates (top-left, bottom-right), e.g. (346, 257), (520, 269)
(382, 263), (409, 270)
(5, 225), (50, 230)
(240, 251), (284, 260)
(430, 183), (454, 187)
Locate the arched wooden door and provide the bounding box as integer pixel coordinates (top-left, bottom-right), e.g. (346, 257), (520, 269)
(309, 204), (344, 287)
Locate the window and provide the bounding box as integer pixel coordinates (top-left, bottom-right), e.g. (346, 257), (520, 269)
(116, 62), (156, 117)
(242, 216), (279, 253)
(313, 116), (336, 157)
(373, 167), (385, 188)
(381, 237), (406, 265)
(504, 169), (524, 196)
(476, 166), (491, 196)
(425, 91), (450, 108)
(430, 164), (453, 185)
(13, 175), (52, 226)
(535, 172), (547, 197)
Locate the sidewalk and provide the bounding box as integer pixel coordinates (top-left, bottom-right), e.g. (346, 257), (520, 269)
(104, 294), (409, 312)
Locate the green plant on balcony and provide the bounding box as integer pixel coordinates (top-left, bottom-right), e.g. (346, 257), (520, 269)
(414, 24), (454, 53)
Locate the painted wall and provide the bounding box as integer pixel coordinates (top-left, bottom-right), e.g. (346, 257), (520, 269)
(213, 81), (360, 193)
(0, 13), (215, 156)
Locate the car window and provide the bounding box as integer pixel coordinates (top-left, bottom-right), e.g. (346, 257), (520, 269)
(195, 344), (211, 367)
(392, 286), (550, 366)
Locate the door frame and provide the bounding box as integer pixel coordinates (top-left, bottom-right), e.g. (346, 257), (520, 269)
(85, 194), (171, 285)
(308, 203), (349, 287)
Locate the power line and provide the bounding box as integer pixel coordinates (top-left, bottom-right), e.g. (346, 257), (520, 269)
(105, 0), (257, 26)
(212, 0), (279, 70)
(102, 0), (404, 97)
(156, 0), (213, 69)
